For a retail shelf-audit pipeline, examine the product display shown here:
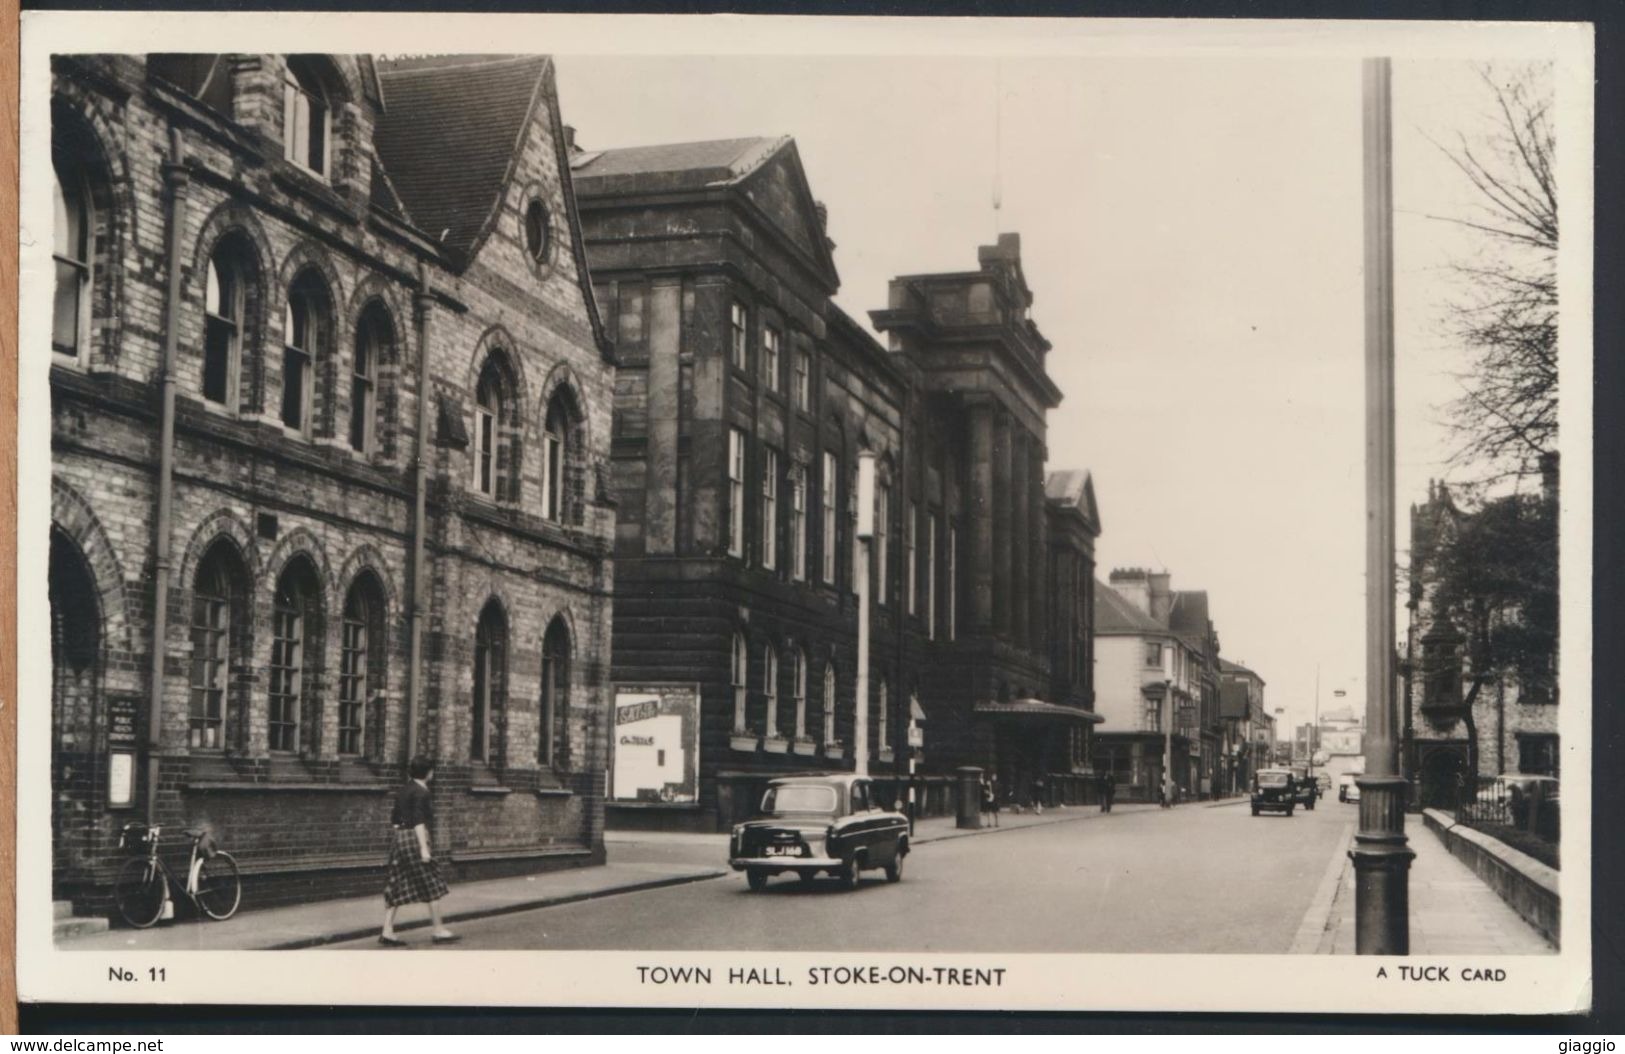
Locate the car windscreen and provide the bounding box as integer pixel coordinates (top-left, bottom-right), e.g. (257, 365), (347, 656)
(761, 785), (838, 815)
(1257, 773), (1291, 787)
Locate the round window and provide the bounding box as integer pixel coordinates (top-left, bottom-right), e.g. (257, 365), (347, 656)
(524, 200), (550, 264)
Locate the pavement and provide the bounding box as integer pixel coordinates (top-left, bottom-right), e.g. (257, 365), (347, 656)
(56, 799), (1155, 952)
(1311, 807), (1555, 955)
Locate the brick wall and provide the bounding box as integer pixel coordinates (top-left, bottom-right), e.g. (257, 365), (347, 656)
(47, 54), (615, 913)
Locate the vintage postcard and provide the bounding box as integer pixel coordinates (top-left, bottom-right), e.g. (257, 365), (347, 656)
(14, 12), (1593, 1015)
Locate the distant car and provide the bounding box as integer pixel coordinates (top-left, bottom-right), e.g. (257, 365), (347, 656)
(729, 774), (909, 891)
(1290, 765), (1319, 810)
(1338, 773), (1362, 803)
(1317, 774), (1333, 792)
(1251, 769), (1297, 816)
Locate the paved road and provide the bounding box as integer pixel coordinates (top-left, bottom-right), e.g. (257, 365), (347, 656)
(333, 798), (1356, 953)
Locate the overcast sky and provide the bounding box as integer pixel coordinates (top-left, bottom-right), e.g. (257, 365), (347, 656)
(553, 53), (1533, 736)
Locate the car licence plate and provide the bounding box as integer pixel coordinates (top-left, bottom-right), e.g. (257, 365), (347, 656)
(763, 844), (803, 857)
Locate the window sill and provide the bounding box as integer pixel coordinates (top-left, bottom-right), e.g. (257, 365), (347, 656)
(762, 736), (789, 755)
(183, 780), (393, 794)
(791, 740), (818, 757)
(535, 787), (574, 799)
(730, 733), (761, 753)
(825, 745), (846, 761)
(468, 784), (514, 797)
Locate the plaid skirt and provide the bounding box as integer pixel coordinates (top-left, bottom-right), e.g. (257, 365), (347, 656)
(383, 826), (449, 907)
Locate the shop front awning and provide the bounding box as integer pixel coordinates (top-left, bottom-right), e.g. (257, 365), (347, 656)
(974, 699), (1105, 723)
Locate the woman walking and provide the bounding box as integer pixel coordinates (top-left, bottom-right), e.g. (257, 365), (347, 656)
(379, 756), (459, 946)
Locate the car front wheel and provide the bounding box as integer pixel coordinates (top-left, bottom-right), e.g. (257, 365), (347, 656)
(841, 855), (862, 891)
(884, 848), (904, 883)
(1251, 806), (1259, 816)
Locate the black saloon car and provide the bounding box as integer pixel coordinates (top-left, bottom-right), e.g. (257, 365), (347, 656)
(729, 774), (909, 891)
(1251, 768), (1297, 816)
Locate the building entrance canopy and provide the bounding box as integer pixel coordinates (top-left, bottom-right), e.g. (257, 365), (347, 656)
(974, 699), (1104, 723)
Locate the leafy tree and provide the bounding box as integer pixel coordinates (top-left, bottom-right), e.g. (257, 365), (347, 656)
(1423, 490), (1558, 776)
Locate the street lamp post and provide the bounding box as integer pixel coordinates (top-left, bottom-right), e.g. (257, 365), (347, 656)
(1352, 55), (1413, 954)
(1163, 674), (1173, 808)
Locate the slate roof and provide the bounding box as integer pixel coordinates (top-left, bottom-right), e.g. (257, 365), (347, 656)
(1045, 469), (1101, 533)
(374, 55), (549, 267)
(569, 136), (789, 189)
(1094, 579), (1166, 636)
(1219, 657), (1259, 678)
(1168, 590), (1210, 640)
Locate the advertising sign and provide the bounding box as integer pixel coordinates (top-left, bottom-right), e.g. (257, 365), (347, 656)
(107, 695), (139, 747)
(610, 684), (701, 804)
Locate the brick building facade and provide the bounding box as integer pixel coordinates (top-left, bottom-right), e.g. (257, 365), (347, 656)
(47, 53), (615, 913)
(570, 136), (1100, 831)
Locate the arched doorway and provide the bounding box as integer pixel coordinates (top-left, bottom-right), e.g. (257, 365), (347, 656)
(1417, 744), (1468, 811)
(49, 527), (102, 884)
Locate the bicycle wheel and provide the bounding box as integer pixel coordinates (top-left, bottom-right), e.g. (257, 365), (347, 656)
(113, 857), (166, 929)
(194, 851), (241, 921)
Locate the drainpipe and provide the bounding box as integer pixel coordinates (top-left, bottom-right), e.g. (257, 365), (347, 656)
(145, 128), (189, 823)
(405, 262), (434, 761)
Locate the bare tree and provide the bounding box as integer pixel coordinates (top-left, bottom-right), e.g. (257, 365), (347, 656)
(1430, 63), (1557, 487)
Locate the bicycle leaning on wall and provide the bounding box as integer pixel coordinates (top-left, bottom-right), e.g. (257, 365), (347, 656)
(112, 823), (242, 928)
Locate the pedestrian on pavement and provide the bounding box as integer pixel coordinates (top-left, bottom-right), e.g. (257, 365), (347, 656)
(1031, 775), (1046, 816)
(379, 756), (459, 947)
(1097, 771), (1113, 812)
(982, 774), (1000, 827)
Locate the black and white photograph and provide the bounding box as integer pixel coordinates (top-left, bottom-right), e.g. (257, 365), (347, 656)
(16, 12), (1593, 1015)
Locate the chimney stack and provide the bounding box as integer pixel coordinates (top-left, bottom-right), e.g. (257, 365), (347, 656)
(563, 124), (580, 154)
(1148, 572), (1173, 624)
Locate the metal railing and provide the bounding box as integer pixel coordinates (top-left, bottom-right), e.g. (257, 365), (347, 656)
(1453, 774), (1559, 846)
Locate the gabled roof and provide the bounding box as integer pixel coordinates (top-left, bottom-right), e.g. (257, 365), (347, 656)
(1219, 657), (1265, 684)
(570, 136), (787, 186)
(374, 55), (550, 268)
(572, 134), (839, 291)
(1045, 469), (1102, 535)
(1095, 579), (1165, 636)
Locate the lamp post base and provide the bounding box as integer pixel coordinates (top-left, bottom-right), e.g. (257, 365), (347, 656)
(1349, 774), (1415, 954)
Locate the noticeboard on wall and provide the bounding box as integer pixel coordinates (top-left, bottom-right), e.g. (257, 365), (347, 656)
(610, 684), (701, 804)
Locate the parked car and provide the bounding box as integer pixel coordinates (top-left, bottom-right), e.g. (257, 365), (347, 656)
(729, 774), (909, 891)
(1338, 773), (1362, 803)
(1471, 774), (1559, 828)
(1251, 769), (1297, 816)
(1290, 765), (1318, 810)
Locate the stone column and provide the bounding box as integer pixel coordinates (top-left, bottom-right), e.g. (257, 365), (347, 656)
(1030, 444), (1047, 661)
(968, 399), (994, 631)
(991, 411), (1013, 636)
(1009, 430), (1030, 648)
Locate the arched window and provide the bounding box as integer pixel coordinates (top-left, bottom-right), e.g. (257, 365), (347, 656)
(282, 270), (329, 436)
(339, 572), (385, 757)
(792, 647), (808, 741)
(540, 617), (571, 768)
(52, 146), (91, 360)
(203, 243), (247, 408)
(731, 632), (748, 734)
(762, 642), (779, 738)
(472, 600), (507, 763)
(189, 541), (248, 751)
(822, 662), (837, 749)
(269, 556), (322, 754)
(473, 353), (516, 501)
(351, 302), (392, 455)
(282, 57), (330, 177)
(543, 389), (569, 522)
